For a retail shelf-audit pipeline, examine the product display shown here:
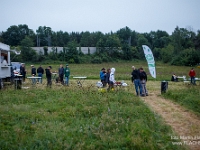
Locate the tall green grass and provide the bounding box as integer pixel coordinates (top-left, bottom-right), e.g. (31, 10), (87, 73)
(163, 86), (200, 116)
(0, 87), (186, 149)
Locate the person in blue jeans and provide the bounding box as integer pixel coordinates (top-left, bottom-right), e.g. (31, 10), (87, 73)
(64, 64), (70, 86)
(131, 66), (142, 96)
(37, 65), (44, 83)
(139, 67), (148, 96)
(31, 65), (36, 84)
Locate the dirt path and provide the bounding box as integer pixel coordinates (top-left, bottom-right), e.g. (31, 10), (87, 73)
(141, 89), (200, 150)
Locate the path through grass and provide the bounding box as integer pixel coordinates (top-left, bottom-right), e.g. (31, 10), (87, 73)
(143, 81), (200, 150)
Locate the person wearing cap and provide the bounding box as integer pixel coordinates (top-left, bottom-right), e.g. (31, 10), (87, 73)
(64, 64), (70, 86)
(58, 64), (64, 84)
(131, 66), (142, 96)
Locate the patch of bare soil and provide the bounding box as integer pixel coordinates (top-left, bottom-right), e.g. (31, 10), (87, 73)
(141, 90), (200, 150)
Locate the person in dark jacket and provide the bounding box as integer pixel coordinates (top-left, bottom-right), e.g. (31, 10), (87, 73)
(31, 65), (37, 84)
(45, 66), (52, 87)
(37, 65), (44, 83)
(100, 68), (106, 87)
(58, 64), (64, 84)
(20, 63), (26, 82)
(139, 67), (148, 96)
(171, 74), (178, 82)
(31, 65), (36, 76)
(131, 66), (142, 96)
(105, 68), (111, 87)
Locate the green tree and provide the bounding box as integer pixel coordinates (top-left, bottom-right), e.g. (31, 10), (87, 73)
(2, 24), (33, 46)
(171, 26), (195, 55)
(66, 41), (79, 63)
(160, 44), (174, 63)
(171, 48), (200, 66)
(96, 38), (106, 54)
(51, 31), (69, 47)
(137, 34), (150, 58)
(80, 31), (91, 47)
(90, 31), (104, 47)
(43, 46), (48, 56)
(36, 26), (52, 46)
(105, 34), (121, 56)
(194, 30), (200, 50)
(20, 36), (37, 62)
(116, 26), (132, 42)
(69, 32), (81, 43)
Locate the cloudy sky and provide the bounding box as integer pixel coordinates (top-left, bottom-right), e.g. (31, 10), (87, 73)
(0, 0), (199, 34)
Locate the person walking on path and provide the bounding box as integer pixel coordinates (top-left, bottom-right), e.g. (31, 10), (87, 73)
(139, 67), (148, 97)
(64, 64), (70, 86)
(189, 68), (196, 85)
(131, 66), (142, 96)
(45, 66), (52, 88)
(37, 65), (44, 83)
(58, 64), (64, 84)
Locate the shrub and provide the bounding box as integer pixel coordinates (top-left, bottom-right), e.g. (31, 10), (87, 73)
(91, 57), (102, 64)
(69, 58), (75, 64)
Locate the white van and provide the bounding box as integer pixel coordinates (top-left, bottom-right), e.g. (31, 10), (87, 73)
(0, 42), (11, 89)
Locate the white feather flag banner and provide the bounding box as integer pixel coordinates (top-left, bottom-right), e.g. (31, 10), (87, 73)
(142, 45), (156, 78)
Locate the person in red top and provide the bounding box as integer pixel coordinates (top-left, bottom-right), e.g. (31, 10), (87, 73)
(189, 68), (196, 85)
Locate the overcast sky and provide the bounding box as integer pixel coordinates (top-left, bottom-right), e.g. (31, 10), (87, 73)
(0, 0), (199, 35)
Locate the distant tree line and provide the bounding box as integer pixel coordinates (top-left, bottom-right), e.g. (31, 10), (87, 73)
(0, 24), (200, 65)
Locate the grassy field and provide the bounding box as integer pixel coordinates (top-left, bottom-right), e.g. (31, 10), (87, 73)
(26, 61), (200, 81)
(0, 82), (186, 150)
(1, 61), (199, 149)
(163, 84), (200, 117)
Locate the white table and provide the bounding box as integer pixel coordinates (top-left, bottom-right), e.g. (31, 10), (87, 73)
(177, 76), (184, 79)
(27, 77), (41, 85)
(73, 76), (87, 87)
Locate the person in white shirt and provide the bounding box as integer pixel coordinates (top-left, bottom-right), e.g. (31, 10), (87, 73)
(108, 68), (116, 91)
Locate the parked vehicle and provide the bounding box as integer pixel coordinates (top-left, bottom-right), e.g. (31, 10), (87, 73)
(11, 62), (21, 76)
(0, 42), (11, 89)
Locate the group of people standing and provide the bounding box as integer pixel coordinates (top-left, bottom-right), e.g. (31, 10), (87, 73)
(100, 67), (116, 90)
(19, 63), (70, 87)
(99, 66), (148, 95)
(20, 64), (45, 84)
(57, 64), (71, 86)
(45, 64), (70, 87)
(131, 66), (148, 97)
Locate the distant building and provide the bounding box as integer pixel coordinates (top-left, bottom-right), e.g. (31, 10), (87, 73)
(31, 47), (96, 55)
